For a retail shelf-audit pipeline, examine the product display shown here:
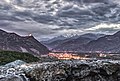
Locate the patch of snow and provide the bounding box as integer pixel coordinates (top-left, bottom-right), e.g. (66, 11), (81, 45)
(30, 48), (39, 54)
(20, 47), (28, 53)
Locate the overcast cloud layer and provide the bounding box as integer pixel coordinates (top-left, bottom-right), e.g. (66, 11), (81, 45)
(0, 0), (120, 40)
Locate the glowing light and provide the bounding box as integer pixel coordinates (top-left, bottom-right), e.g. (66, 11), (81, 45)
(99, 53), (107, 57)
(49, 52), (90, 60)
(28, 33), (32, 36)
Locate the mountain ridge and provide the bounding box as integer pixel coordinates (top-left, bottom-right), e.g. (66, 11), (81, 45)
(0, 29), (49, 55)
(46, 31), (120, 53)
(82, 30), (120, 53)
(43, 33), (105, 51)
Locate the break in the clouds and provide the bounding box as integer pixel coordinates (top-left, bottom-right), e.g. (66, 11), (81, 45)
(0, 0), (120, 40)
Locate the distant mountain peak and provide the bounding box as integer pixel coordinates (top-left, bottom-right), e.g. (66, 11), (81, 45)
(43, 33), (106, 51)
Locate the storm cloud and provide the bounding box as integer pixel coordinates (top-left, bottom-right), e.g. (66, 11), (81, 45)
(0, 0), (120, 40)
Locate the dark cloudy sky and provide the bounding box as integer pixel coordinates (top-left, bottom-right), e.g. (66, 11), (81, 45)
(0, 0), (120, 41)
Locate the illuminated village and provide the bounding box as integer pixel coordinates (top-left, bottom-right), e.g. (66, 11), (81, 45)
(48, 52), (120, 60)
(48, 52), (89, 60)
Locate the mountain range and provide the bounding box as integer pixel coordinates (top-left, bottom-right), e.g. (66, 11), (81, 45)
(83, 31), (120, 53)
(0, 29), (49, 56)
(41, 35), (70, 49)
(43, 31), (120, 53)
(0, 28), (120, 54)
(42, 33), (105, 51)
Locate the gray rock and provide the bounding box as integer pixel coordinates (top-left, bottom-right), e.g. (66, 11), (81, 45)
(1, 60), (120, 81)
(23, 60), (120, 81)
(5, 60), (26, 68)
(0, 75), (29, 81)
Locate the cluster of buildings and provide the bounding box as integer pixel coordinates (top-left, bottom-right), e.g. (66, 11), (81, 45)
(48, 52), (90, 60)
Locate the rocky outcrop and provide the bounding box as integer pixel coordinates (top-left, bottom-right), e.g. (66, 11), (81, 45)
(25, 60), (120, 81)
(0, 60), (28, 81)
(1, 60), (120, 81)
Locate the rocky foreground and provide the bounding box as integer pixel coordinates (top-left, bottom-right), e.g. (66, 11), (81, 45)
(0, 60), (120, 81)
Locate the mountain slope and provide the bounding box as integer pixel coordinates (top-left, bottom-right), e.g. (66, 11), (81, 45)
(42, 35), (68, 49)
(42, 35), (79, 49)
(82, 31), (120, 53)
(51, 33), (105, 51)
(53, 37), (92, 51)
(80, 33), (105, 40)
(52, 31), (120, 53)
(0, 29), (49, 55)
